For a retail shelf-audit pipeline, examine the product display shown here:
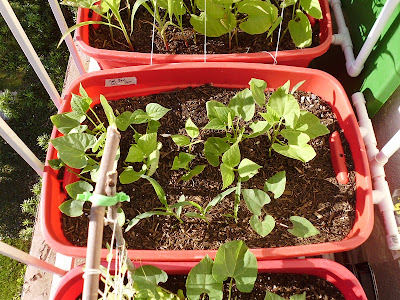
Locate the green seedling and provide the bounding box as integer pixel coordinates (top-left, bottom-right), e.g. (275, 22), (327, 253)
(60, 0), (133, 51)
(171, 118), (206, 181)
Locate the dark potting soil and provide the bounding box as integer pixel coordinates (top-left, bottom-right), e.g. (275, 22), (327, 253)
(61, 85), (356, 250)
(88, 4), (320, 54)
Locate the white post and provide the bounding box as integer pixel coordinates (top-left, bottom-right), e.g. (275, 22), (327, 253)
(47, 0), (86, 75)
(0, 0), (62, 109)
(0, 116), (44, 177)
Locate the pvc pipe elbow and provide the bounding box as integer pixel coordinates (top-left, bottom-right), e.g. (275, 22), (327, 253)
(346, 61), (363, 77)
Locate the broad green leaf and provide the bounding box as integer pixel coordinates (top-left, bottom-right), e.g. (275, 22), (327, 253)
(175, 195), (185, 218)
(66, 111), (86, 123)
(59, 199), (85, 217)
(272, 143), (316, 162)
(133, 265), (168, 299)
(195, 0), (226, 18)
(267, 87), (300, 127)
(125, 144), (145, 163)
(300, 0), (322, 19)
(212, 240), (258, 293)
(238, 159), (262, 180)
(250, 214), (275, 237)
(249, 78), (267, 106)
(51, 133), (97, 168)
(100, 95), (116, 126)
(186, 255), (223, 300)
(238, 0), (278, 34)
(280, 0), (297, 8)
(291, 80), (306, 94)
(142, 175), (167, 206)
(137, 132), (158, 156)
(171, 152), (195, 170)
(182, 165), (206, 181)
(264, 171), (286, 198)
(66, 180), (93, 199)
(203, 118), (226, 130)
(69, 125), (88, 134)
(48, 158), (64, 170)
(146, 103), (171, 121)
(242, 189), (271, 215)
(228, 89), (255, 121)
(131, 109), (150, 124)
(185, 118), (199, 139)
(172, 134), (191, 147)
(281, 129), (310, 145)
(51, 113), (81, 134)
(79, 83), (89, 97)
(292, 110), (329, 139)
(222, 143), (240, 168)
(282, 81), (291, 93)
(147, 147), (160, 176)
(92, 132), (106, 153)
(214, 106), (236, 123)
(220, 163), (235, 189)
(248, 121), (270, 138)
(267, 16), (283, 38)
(204, 137), (230, 167)
(125, 211), (172, 231)
(288, 216), (320, 237)
(117, 207), (125, 227)
(205, 100), (226, 120)
(288, 10), (312, 48)
(119, 166), (144, 184)
(259, 108), (280, 126)
(264, 290), (286, 300)
(116, 111), (133, 131)
(205, 187), (237, 213)
(190, 12), (231, 37)
(70, 93), (91, 115)
(290, 292), (307, 300)
(148, 120), (161, 133)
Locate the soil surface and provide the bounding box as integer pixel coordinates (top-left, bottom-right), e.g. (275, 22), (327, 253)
(61, 85), (356, 250)
(88, 4), (320, 54)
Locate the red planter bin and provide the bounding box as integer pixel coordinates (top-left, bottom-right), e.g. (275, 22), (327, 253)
(41, 63), (373, 261)
(75, 0), (332, 69)
(53, 259), (367, 300)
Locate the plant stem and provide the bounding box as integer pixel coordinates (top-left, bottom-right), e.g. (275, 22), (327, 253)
(89, 107), (102, 125)
(228, 277), (234, 300)
(234, 180), (241, 222)
(66, 167), (93, 183)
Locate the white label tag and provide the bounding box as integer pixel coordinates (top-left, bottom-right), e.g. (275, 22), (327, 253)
(105, 77), (137, 87)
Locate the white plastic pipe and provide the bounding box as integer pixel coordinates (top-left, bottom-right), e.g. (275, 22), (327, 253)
(47, 0), (86, 75)
(0, 240), (67, 276)
(329, 0), (400, 77)
(0, 0), (61, 109)
(0, 116), (44, 176)
(352, 92), (400, 250)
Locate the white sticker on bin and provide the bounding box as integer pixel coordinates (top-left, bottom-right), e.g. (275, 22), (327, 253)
(105, 77), (137, 87)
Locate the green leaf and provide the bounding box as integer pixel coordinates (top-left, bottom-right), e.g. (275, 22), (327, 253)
(79, 83), (89, 97)
(66, 111), (86, 123)
(142, 175), (168, 206)
(172, 134), (191, 147)
(260, 108), (280, 126)
(185, 118), (199, 139)
(228, 89), (255, 121)
(146, 103), (171, 121)
(182, 165), (206, 181)
(59, 199), (85, 217)
(190, 12), (231, 37)
(220, 163), (235, 189)
(205, 187), (237, 213)
(238, 159), (262, 180)
(133, 265), (168, 299)
(171, 152), (195, 170)
(51, 133), (97, 168)
(264, 171), (286, 198)
(281, 129), (310, 145)
(204, 137), (230, 167)
(292, 110), (329, 139)
(137, 133), (158, 156)
(125, 144), (145, 163)
(203, 118), (226, 130)
(185, 212), (207, 220)
(250, 215), (275, 237)
(272, 143), (316, 162)
(288, 10), (312, 48)
(290, 292), (307, 300)
(212, 240), (258, 293)
(148, 120), (161, 133)
(280, 0), (297, 8)
(119, 166), (145, 184)
(248, 121), (270, 138)
(147, 147), (160, 176)
(291, 80), (306, 94)
(300, 0), (322, 19)
(51, 113), (81, 134)
(214, 107), (236, 124)
(117, 208), (125, 227)
(100, 95), (116, 126)
(288, 216), (320, 237)
(48, 159), (64, 170)
(186, 255), (223, 300)
(238, 0), (278, 34)
(66, 180), (93, 199)
(264, 290), (286, 300)
(125, 211), (172, 231)
(206, 101), (226, 120)
(222, 144), (240, 168)
(131, 109), (150, 124)
(267, 87), (300, 127)
(70, 93), (91, 115)
(242, 189), (271, 215)
(116, 111), (133, 131)
(249, 78), (267, 106)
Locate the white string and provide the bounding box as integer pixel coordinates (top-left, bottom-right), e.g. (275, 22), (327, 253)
(273, 2), (286, 65)
(150, 0), (157, 65)
(83, 268), (102, 277)
(102, 218), (117, 300)
(204, 0), (207, 62)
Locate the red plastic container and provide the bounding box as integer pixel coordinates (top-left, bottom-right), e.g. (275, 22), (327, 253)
(75, 0), (332, 69)
(53, 259), (367, 300)
(41, 63), (373, 261)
